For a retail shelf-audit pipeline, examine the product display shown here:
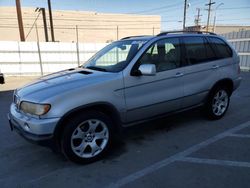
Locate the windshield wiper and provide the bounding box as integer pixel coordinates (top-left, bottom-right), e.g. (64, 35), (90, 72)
(85, 66), (107, 72)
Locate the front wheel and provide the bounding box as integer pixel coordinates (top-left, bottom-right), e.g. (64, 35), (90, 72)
(61, 111), (114, 164)
(205, 87), (230, 120)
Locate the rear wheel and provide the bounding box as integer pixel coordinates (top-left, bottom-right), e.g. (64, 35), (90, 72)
(206, 87), (230, 120)
(61, 111), (114, 164)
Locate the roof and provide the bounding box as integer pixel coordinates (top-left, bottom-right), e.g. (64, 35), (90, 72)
(121, 31), (217, 41)
(121, 36), (154, 41)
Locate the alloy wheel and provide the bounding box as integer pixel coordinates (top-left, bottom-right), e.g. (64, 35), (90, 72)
(70, 119), (109, 158)
(212, 90), (229, 116)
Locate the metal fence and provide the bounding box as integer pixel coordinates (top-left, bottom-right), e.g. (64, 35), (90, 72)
(221, 30), (250, 70)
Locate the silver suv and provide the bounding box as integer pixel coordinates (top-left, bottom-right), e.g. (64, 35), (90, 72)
(8, 31), (242, 163)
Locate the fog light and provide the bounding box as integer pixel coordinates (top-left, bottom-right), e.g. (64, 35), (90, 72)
(23, 123), (30, 131)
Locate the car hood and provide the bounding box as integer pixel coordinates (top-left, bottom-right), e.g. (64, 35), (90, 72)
(16, 68), (116, 101)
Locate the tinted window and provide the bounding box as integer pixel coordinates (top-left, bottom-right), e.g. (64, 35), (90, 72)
(183, 37), (216, 65)
(209, 37), (232, 59)
(139, 38), (181, 72)
(205, 39), (218, 61)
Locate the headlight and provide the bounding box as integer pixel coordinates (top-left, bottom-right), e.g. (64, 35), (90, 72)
(20, 101), (51, 116)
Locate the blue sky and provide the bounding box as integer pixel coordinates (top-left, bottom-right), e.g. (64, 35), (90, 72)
(0, 0), (249, 30)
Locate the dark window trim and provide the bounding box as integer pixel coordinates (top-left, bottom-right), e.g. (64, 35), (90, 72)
(206, 36), (233, 59)
(203, 37), (218, 62)
(179, 37), (188, 67)
(182, 36), (209, 66)
(205, 36), (217, 56)
(180, 36), (189, 66)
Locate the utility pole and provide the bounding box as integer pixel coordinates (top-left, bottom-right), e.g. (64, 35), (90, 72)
(116, 26), (119, 40)
(205, 0), (215, 32)
(40, 8), (49, 42)
(35, 23), (44, 76)
(15, 0), (25, 41)
(76, 25), (80, 66)
(213, 3), (224, 32)
(47, 0), (55, 42)
(183, 0), (187, 30)
(194, 8), (201, 26)
(36, 8), (49, 42)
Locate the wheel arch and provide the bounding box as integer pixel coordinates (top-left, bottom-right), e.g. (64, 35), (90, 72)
(204, 78), (233, 120)
(53, 102), (122, 149)
(209, 78), (234, 98)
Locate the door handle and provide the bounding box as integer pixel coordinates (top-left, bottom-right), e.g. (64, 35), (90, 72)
(175, 72), (184, 77)
(212, 65), (219, 69)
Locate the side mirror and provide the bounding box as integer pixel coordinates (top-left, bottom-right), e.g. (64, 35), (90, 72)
(138, 64), (156, 76)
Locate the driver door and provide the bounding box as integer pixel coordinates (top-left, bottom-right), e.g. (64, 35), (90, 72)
(124, 37), (185, 123)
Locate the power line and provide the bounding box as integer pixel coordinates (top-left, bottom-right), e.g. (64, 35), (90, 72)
(126, 1), (183, 14)
(1, 6), (249, 20)
(150, 5), (250, 16)
(219, 6), (250, 10)
(25, 11), (41, 40)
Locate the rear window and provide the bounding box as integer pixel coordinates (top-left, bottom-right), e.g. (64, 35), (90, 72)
(208, 37), (232, 59)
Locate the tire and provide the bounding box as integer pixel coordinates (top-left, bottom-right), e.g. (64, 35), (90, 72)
(61, 111), (114, 164)
(205, 86), (230, 120)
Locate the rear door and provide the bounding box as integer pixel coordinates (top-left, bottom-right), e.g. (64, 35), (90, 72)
(207, 37), (234, 80)
(181, 36), (219, 108)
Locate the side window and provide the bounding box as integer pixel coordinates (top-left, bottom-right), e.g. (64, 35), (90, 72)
(165, 43), (175, 53)
(183, 37), (216, 65)
(139, 38), (181, 72)
(208, 37), (232, 59)
(204, 38), (218, 61)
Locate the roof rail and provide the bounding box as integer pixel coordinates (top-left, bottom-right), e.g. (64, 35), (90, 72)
(121, 35), (152, 40)
(157, 30), (216, 36)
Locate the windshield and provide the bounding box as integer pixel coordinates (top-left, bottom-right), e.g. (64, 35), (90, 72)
(83, 40), (147, 72)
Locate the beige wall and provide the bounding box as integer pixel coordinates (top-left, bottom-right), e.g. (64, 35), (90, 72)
(0, 7), (161, 42)
(185, 25), (250, 35)
(214, 26), (250, 34)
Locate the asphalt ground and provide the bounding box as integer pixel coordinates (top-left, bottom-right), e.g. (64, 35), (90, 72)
(0, 72), (250, 188)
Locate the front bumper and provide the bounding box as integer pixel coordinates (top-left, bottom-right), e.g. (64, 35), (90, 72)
(8, 103), (60, 146)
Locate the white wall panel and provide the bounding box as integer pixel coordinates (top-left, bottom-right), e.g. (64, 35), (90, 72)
(0, 41), (108, 75)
